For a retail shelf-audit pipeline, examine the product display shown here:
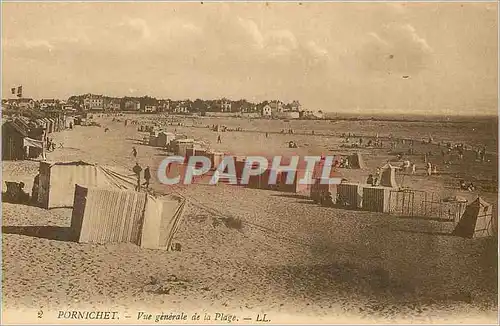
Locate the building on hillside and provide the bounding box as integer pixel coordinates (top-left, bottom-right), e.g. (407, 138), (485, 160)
(261, 104), (272, 117)
(4, 98), (36, 110)
(237, 103), (257, 113)
(260, 100), (284, 118)
(104, 98), (121, 111)
(221, 99), (231, 112)
(143, 105), (157, 113)
(39, 99), (59, 110)
(300, 110), (324, 119)
(157, 100), (171, 112)
(269, 100), (284, 114)
(288, 100), (302, 112)
(123, 99), (141, 111)
(173, 102), (190, 114)
(211, 99), (232, 112)
(83, 94), (104, 111)
(62, 104), (76, 112)
(139, 98), (159, 112)
(110, 101), (121, 111)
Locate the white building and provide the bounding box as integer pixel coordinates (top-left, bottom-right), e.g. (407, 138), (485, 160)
(289, 100), (302, 112)
(174, 103), (190, 113)
(261, 104), (272, 117)
(39, 99), (59, 110)
(221, 99), (231, 112)
(83, 94), (104, 111)
(143, 105), (157, 113)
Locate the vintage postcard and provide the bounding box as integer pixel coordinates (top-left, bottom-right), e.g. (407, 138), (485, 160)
(1, 1), (498, 324)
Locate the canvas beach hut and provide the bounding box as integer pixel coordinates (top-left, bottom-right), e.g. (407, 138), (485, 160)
(452, 197), (495, 238)
(71, 185), (186, 250)
(349, 152), (366, 169)
(379, 163), (398, 188)
(36, 161), (137, 209)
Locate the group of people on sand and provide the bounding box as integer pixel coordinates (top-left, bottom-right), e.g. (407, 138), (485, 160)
(336, 157), (350, 169)
(460, 179), (476, 192)
(366, 167), (384, 186)
(366, 174), (379, 186)
(475, 146), (488, 162)
(131, 147), (151, 191)
(45, 138), (57, 152)
(398, 156), (435, 176)
(436, 141), (490, 164)
(341, 136), (383, 149)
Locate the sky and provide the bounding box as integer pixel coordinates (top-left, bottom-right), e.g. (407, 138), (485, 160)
(2, 2), (498, 115)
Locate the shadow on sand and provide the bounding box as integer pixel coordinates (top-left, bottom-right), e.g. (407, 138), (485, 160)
(272, 193), (311, 200)
(392, 229), (453, 237)
(395, 215), (454, 223)
(263, 262), (418, 301)
(2, 192), (38, 208)
(297, 200), (319, 205)
(2, 225), (76, 242)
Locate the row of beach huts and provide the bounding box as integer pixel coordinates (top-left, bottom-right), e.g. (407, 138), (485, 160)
(2, 113), (98, 161)
(2, 115), (71, 161)
(137, 122), (496, 240)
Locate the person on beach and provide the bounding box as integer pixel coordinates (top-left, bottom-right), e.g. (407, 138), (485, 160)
(217, 135), (222, 144)
(403, 160), (410, 172)
(411, 163), (416, 175)
(133, 163), (142, 191)
(17, 182), (30, 204)
(31, 174), (40, 205)
(132, 147), (137, 158)
(142, 166), (151, 189)
(366, 174), (374, 186)
(426, 162), (432, 176)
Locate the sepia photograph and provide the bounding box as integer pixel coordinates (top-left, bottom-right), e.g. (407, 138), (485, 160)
(1, 1), (498, 324)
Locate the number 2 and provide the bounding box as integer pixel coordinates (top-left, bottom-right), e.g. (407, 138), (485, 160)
(37, 310), (43, 318)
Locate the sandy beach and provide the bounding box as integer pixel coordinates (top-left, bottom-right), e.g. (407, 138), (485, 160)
(2, 114), (498, 324)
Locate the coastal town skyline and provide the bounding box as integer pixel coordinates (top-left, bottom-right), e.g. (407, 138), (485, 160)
(2, 2), (498, 115)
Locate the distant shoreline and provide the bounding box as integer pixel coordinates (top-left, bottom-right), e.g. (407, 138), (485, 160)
(103, 111), (497, 124)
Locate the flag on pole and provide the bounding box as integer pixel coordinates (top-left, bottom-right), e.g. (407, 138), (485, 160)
(11, 87), (16, 95)
(17, 86), (22, 98)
